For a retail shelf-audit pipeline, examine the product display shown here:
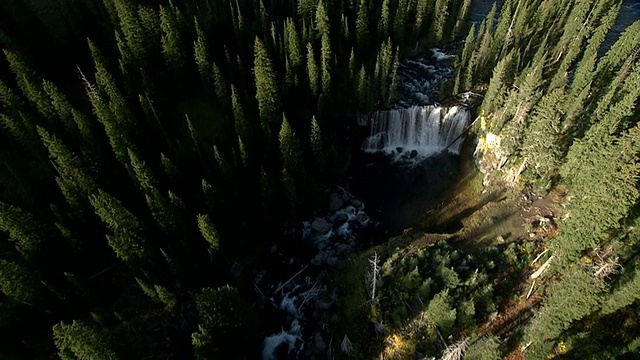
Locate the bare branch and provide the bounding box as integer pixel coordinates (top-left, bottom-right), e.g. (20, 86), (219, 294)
(530, 255), (554, 279)
(441, 337), (470, 360)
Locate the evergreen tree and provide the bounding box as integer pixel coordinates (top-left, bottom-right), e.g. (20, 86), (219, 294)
(197, 214), (220, 250)
(454, 23), (476, 94)
(315, 0), (330, 36)
(194, 18), (212, 89)
(160, 5), (185, 74)
(192, 286), (248, 359)
(53, 320), (118, 360)
(320, 32), (332, 94)
(113, 0), (148, 65)
(520, 88), (566, 181)
(356, 0), (370, 51)
(38, 127), (97, 211)
(378, 0), (391, 40)
(431, 0), (452, 43)
(481, 52), (513, 117)
(600, 249), (640, 315)
(3, 50), (55, 119)
(0, 258), (45, 305)
(285, 18), (303, 69)
(306, 41), (320, 97)
(89, 189), (150, 265)
(231, 84), (248, 140)
(253, 37), (281, 141)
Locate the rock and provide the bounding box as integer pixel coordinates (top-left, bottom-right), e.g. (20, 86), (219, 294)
(496, 235), (505, 243)
(396, 147), (404, 153)
(326, 257), (338, 266)
(314, 333), (327, 352)
(336, 243), (350, 253)
(350, 199), (363, 209)
(329, 193), (344, 211)
(334, 213), (349, 224)
(311, 217), (331, 234)
(317, 241), (327, 250)
(317, 300), (332, 310)
(269, 245), (278, 254)
(356, 212), (369, 225)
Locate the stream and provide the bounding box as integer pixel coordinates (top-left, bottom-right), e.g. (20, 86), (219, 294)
(258, 1), (640, 358)
(260, 46), (471, 359)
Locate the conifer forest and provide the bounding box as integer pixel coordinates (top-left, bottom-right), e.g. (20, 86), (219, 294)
(1, 0), (639, 359)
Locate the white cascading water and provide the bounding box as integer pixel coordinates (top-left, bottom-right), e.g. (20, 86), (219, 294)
(362, 105), (470, 157)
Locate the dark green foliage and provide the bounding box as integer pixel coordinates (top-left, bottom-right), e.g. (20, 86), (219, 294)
(89, 189), (150, 264)
(1, 0), (637, 358)
(0, 258), (45, 304)
(192, 286), (249, 359)
(52, 320), (118, 360)
(254, 37), (281, 141)
(463, 334), (501, 360)
(0, 202), (45, 261)
(426, 289), (457, 333)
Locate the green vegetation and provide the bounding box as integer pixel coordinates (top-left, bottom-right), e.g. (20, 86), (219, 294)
(0, 0), (638, 359)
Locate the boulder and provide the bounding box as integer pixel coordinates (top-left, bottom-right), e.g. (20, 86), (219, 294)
(326, 257), (338, 266)
(350, 199), (363, 209)
(334, 213), (349, 224)
(329, 193), (344, 211)
(336, 243), (350, 253)
(311, 217), (331, 234)
(356, 212), (369, 225)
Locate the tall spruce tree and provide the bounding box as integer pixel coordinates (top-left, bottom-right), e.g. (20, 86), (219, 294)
(253, 37), (281, 141)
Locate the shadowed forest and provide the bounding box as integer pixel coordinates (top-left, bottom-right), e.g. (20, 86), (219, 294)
(0, 0), (639, 359)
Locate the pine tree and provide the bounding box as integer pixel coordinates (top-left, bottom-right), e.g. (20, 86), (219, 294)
(254, 37), (281, 141)
(306, 41), (320, 97)
(315, 0), (330, 36)
(192, 286), (248, 359)
(320, 32), (332, 94)
(378, 0), (391, 40)
(0, 258), (45, 305)
(523, 267), (606, 353)
(285, 18), (303, 69)
(89, 189), (150, 264)
(3, 50), (55, 119)
(212, 62), (228, 103)
(520, 88), (566, 181)
(600, 249), (640, 315)
(53, 320), (118, 360)
(310, 116), (326, 177)
(481, 52), (513, 117)
(194, 18), (212, 89)
(38, 127), (97, 210)
(426, 289), (457, 334)
(113, 0), (148, 65)
(555, 124), (640, 262)
(0, 201), (45, 262)
(41, 80), (77, 135)
(197, 214), (220, 251)
(393, 0), (407, 46)
(356, 0), (370, 51)
(160, 5), (185, 74)
(454, 23), (475, 94)
(231, 84), (248, 140)
(431, 0), (452, 43)
(297, 0), (316, 22)
(279, 115), (305, 178)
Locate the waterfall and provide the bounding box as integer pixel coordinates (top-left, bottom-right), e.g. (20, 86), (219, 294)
(362, 105), (470, 157)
